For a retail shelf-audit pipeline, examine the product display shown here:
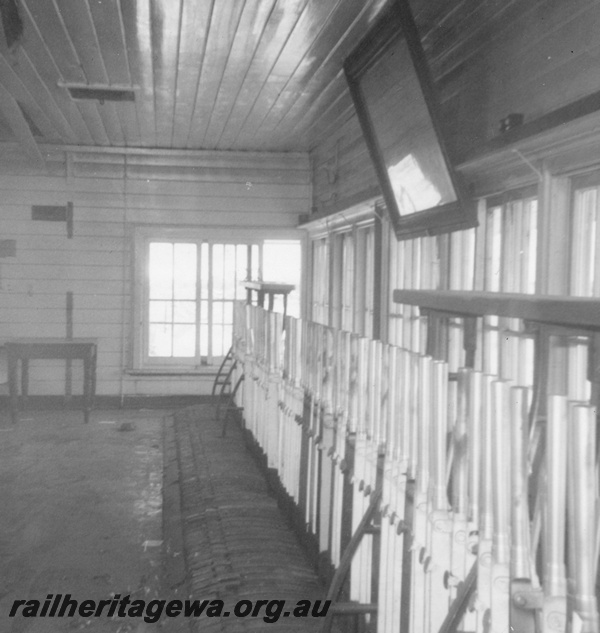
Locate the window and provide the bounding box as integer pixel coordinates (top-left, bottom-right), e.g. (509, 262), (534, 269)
(387, 188), (538, 378)
(311, 238), (329, 325)
(479, 191), (538, 294)
(340, 231), (355, 331)
(148, 242), (198, 358)
(476, 189), (538, 384)
(360, 226), (375, 336)
(545, 172), (600, 401)
(135, 228), (301, 369)
(388, 232), (440, 351)
(570, 173), (600, 297)
(309, 221), (378, 336)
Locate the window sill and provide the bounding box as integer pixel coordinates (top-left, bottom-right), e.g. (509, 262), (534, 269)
(125, 368), (218, 377)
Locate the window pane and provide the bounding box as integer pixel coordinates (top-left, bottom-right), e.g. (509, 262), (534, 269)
(149, 323), (172, 357)
(173, 324), (195, 357)
(223, 325), (232, 352)
(149, 300), (172, 323)
(236, 244), (248, 298)
(213, 244), (224, 299)
(222, 244), (238, 299)
(264, 240), (302, 318)
(200, 323), (209, 357)
(571, 188), (598, 296)
(200, 300), (209, 324)
(149, 242), (173, 299)
(200, 242), (209, 297)
(174, 301), (196, 324)
(251, 244), (260, 280)
(263, 240), (301, 284)
(173, 243), (197, 300)
(223, 301), (233, 324)
(213, 301), (223, 324)
(212, 324), (224, 357)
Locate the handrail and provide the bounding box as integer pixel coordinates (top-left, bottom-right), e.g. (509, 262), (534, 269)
(393, 289), (600, 330)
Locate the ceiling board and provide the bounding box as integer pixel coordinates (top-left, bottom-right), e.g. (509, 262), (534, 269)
(0, 79), (45, 168)
(119, 0), (156, 147)
(254, 0), (385, 146)
(88, 0), (131, 85)
(150, 0), (183, 147)
(54, 0), (107, 84)
(13, 48), (80, 142)
(228, 0), (348, 150)
(170, 0), (214, 148)
(21, 0), (86, 82)
(0, 0), (542, 157)
(214, 0), (310, 149)
(11, 8), (93, 143)
(186, 0), (248, 148)
(0, 54), (61, 141)
(199, 0), (277, 149)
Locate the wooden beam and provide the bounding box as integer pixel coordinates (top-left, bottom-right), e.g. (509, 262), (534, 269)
(393, 289), (600, 330)
(0, 80), (45, 170)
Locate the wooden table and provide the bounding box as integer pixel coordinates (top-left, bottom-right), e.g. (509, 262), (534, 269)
(243, 281), (295, 316)
(6, 338), (97, 424)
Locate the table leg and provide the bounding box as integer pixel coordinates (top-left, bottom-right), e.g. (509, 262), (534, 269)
(7, 353), (18, 424)
(21, 358), (29, 410)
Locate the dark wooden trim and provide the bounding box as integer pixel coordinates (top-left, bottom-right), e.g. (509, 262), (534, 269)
(393, 289), (600, 330)
(303, 187), (382, 226)
(31, 205), (67, 221)
(465, 90), (600, 162)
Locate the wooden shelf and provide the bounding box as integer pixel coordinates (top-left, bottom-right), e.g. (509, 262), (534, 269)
(243, 281), (296, 294)
(393, 289), (600, 330)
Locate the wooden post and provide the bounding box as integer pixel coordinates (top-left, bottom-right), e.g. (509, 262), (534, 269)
(65, 291), (73, 402)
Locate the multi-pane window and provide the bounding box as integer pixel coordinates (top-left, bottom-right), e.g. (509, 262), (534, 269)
(139, 234), (301, 368)
(262, 240), (302, 317)
(387, 189), (538, 379)
(479, 191), (538, 294)
(340, 231), (355, 331)
(147, 240), (253, 364)
(309, 222), (377, 336)
(550, 172), (600, 401)
(570, 173), (600, 297)
(148, 242), (198, 358)
(311, 238), (329, 325)
(361, 226), (375, 337)
(388, 233), (440, 351)
(476, 190), (538, 384)
(202, 243), (252, 359)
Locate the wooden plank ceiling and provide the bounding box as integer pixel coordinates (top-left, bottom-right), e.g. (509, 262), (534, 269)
(0, 0), (521, 156)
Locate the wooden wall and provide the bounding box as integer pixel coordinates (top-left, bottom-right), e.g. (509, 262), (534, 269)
(310, 0), (600, 215)
(0, 148), (310, 397)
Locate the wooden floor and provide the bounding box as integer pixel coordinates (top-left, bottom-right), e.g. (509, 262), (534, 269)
(0, 408), (166, 633)
(167, 404), (326, 633)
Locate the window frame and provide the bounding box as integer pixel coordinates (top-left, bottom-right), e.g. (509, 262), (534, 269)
(132, 225), (303, 372)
